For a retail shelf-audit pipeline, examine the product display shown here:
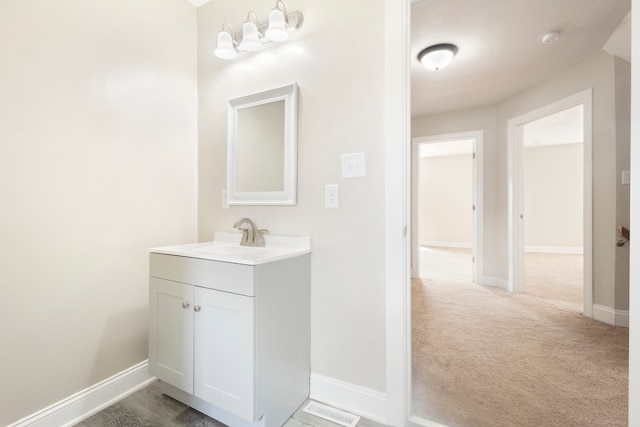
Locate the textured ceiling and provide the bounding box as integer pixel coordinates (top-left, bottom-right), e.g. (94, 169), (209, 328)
(411, 0), (631, 117)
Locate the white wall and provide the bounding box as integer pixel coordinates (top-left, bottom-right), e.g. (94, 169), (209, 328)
(198, 0), (387, 393)
(523, 143), (584, 251)
(420, 154), (473, 245)
(0, 1), (198, 424)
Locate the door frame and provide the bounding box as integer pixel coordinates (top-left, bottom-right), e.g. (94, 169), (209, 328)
(411, 131), (484, 283)
(507, 88), (593, 317)
(384, 0), (411, 425)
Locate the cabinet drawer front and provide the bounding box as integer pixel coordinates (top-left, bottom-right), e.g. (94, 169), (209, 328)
(150, 253), (255, 296)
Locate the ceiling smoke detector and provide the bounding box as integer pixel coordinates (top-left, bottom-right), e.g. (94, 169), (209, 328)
(542, 31), (561, 44)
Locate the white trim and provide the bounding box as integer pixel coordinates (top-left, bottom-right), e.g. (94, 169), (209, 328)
(8, 361), (154, 427)
(412, 130), (484, 283)
(476, 276), (510, 290)
(630, 6), (640, 426)
(508, 88), (593, 318)
(524, 246), (584, 254)
(421, 241), (472, 249)
(592, 304), (616, 326)
(385, 0), (411, 426)
(617, 311), (630, 328)
(409, 415), (451, 427)
(309, 373), (387, 425)
(592, 304), (630, 327)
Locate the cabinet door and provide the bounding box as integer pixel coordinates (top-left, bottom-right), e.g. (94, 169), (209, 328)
(193, 287), (255, 421)
(149, 278), (194, 393)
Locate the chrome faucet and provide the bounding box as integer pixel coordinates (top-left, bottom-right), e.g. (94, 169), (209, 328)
(233, 218), (267, 247)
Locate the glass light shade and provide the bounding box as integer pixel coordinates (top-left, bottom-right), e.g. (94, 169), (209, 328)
(240, 20), (263, 52)
(418, 44), (457, 70)
(265, 8), (289, 41)
(214, 31), (237, 59)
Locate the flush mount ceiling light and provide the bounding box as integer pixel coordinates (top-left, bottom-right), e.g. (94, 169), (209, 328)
(418, 43), (458, 71)
(214, 1), (304, 60)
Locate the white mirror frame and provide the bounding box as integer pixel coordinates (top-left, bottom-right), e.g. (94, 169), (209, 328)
(226, 83), (299, 205)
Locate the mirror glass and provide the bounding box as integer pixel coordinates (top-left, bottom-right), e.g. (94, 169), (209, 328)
(227, 83), (298, 205)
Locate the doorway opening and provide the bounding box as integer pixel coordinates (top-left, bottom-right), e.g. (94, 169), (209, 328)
(508, 89), (593, 317)
(411, 131), (483, 283)
(522, 105), (585, 310)
(410, 131), (483, 424)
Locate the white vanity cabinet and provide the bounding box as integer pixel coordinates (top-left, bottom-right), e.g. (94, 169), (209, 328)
(148, 249), (310, 427)
(149, 277), (255, 419)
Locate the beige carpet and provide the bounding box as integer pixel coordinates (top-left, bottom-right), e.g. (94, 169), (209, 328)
(524, 252), (583, 310)
(412, 248), (629, 427)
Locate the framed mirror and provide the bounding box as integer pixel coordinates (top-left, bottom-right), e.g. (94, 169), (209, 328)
(226, 83), (299, 205)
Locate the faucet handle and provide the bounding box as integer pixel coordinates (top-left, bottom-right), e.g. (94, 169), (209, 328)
(255, 229), (268, 247)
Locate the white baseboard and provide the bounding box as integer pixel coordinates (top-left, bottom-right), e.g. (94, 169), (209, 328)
(525, 246), (583, 254)
(592, 304), (630, 327)
(421, 241), (472, 249)
(309, 372), (387, 425)
(617, 310), (630, 327)
(8, 360), (154, 427)
(12, 366), (389, 427)
(476, 276), (509, 290)
(409, 415), (451, 427)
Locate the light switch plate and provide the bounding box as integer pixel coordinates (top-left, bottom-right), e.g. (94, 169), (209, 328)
(342, 152), (366, 178)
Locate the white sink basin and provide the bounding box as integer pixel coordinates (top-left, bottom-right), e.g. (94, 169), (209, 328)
(150, 232), (311, 265)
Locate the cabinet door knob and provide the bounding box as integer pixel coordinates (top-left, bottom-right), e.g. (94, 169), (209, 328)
(194, 305), (201, 312)
(182, 301), (190, 309)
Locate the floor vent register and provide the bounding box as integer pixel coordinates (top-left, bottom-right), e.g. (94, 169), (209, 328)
(302, 401), (361, 427)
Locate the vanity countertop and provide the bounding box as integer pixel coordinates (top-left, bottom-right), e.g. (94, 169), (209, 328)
(150, 232), (311, 266)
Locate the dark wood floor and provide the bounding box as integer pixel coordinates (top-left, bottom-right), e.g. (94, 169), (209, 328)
(74, 380), (387, 427)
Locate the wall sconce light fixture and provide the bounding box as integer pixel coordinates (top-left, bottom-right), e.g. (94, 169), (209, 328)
(418, 43), (458, 71)
(214, 1), (303, 60)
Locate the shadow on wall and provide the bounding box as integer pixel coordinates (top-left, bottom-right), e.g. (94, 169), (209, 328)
(91, 307), (149, 384)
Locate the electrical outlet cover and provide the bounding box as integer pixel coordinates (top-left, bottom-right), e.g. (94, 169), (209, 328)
(325, 184), (339, 208)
